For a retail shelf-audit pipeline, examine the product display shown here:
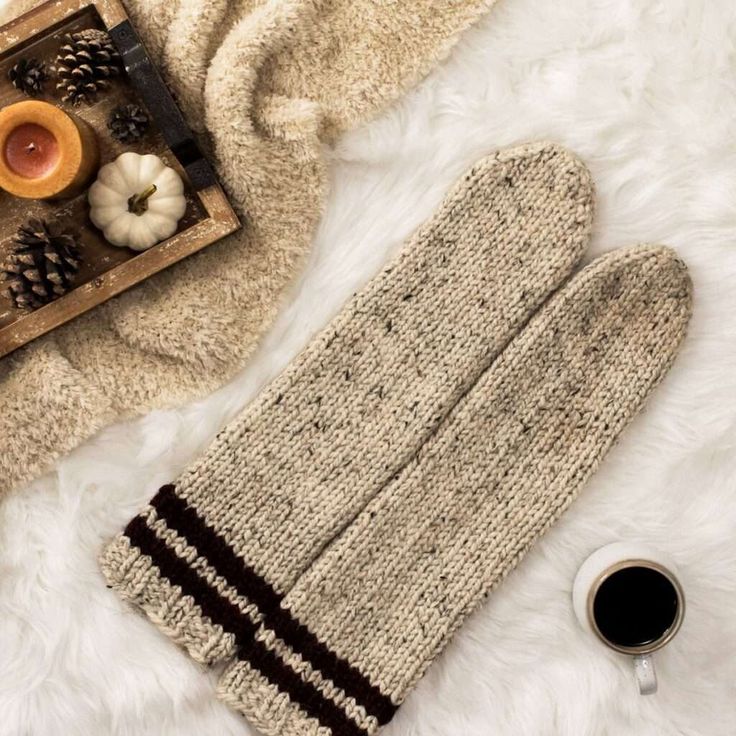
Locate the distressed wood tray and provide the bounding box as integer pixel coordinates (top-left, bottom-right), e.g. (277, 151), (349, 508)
(0, 0), (240, 358)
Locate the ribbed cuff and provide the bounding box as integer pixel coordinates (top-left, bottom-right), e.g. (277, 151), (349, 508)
(99, 485), (248, 666)
(101, 485), (398, 736)
(219, 655), (334, 736)
(218, 646), (384, 736)
(215, 612), (398, 736)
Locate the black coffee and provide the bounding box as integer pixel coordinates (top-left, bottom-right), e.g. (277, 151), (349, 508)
(592, 565), (680, 649)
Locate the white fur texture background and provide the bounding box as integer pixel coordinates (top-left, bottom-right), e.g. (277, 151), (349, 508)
(2, 0), (736, 734)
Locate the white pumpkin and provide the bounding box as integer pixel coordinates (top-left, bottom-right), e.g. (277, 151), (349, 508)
(88, 152), (187, 251)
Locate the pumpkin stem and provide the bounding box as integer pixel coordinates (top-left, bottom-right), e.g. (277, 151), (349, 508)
(128, 184), (158, 216)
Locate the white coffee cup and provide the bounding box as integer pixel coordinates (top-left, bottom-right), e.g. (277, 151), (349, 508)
(572, 542), (685, 695)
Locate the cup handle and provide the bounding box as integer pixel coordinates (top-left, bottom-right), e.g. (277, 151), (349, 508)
(633, 654), (657, 695)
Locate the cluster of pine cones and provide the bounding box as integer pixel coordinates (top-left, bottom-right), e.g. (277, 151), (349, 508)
(9, 29), (150, 143)
(9, 28), (122, 105)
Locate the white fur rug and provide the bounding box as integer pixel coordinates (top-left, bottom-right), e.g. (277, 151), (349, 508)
(2, 1), (736, 734)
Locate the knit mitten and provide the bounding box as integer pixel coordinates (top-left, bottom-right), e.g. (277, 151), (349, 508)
(216, 245), (692, 736)
(100, 142), (594, 667)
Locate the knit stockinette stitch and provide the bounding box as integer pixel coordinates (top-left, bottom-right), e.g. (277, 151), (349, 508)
(217, 245), (692, 736)
(0, 0), (500, 494)
(100, 141), (595, 667)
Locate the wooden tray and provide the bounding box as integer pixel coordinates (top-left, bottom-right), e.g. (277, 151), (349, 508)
(0, 0), (240, 358)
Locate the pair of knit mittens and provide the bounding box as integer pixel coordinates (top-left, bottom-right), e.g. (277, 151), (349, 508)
(101, 142), (692, 736)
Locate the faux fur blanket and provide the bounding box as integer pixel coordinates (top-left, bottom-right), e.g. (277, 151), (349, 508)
(0, 0), (496, 494)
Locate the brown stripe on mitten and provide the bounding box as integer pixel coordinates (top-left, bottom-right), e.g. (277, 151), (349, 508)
(100, 142), (594, 670)
(216, 245), (692, 736)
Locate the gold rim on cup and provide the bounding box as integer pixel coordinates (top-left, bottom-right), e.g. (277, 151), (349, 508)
(586, 558), (685, 656)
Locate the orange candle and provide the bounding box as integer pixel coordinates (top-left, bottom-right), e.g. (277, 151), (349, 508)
(5, 123), (60, 178)
(0, 100), (99, 200)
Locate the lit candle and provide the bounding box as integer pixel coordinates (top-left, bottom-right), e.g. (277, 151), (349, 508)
(0, 100), (99, 200)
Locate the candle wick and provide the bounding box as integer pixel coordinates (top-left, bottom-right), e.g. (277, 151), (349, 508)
(25, 142), (37, 154)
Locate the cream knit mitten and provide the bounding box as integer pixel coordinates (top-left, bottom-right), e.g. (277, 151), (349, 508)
(100, 142), (594, 666)
(216, 245), (692, 736)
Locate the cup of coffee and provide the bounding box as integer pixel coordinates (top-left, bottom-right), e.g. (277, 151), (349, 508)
(572, 542), (685, 695)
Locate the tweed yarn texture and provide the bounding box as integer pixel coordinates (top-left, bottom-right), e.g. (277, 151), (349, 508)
(217, 245), (692, 736)
(0, 0), (501, 495)
(100, 141), (595, 668)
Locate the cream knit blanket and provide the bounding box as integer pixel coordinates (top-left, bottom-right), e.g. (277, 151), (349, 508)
(0, 0), (497, 494)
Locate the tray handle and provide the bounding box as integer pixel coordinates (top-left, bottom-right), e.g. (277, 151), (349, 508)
(108, 20), (217, 191)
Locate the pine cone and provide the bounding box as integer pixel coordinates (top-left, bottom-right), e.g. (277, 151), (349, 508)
(8, 58), (48, 97)
(108, 104), (149, 143)
(54, 29), (122, 105)
(2, 219), (81, 310)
